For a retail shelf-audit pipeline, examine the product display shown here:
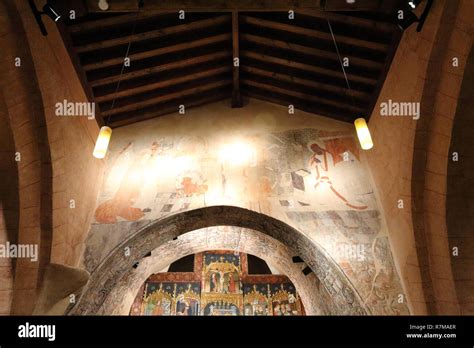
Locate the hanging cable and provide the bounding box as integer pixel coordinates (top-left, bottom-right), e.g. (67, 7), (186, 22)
(326, 18), (356, 108)
(106, 11), (140, 125)
(327, 18), (373, 150)
(93, 12), (140, 159)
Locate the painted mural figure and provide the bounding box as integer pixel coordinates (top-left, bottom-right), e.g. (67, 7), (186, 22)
(308, 142), (367, 210)
(95, 142), (159, 223)
(219, 270), (226, 293)
(210, 272), (218, 292)
(228, 272), (236, 293)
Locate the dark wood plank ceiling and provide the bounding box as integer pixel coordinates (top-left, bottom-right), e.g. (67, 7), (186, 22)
(60, 8), (402, 128)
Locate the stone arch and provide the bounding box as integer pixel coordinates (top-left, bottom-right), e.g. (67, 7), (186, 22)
(0, 0), (53, 314)
(71, 206), (369, 315)
(99, 226), (330, 315)
(411, 0), (473, 314)
(0, 90), (18, 314)
(447, 46), (474, 314)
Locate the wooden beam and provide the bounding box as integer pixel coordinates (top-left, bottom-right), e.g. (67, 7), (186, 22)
(96, 65), (231, 102)
(241, 50), (377, 87)
(365, 30), (403, 120)
(109, 89), (231, 128)
(90, 51), (231, 87)
(240, 15), (388, 53)
(322, 0), (400, 13)
(241, 79), (366, 114)
(301, 10), (395, 33)
(84, 33), (231, 71)
(85, 0), (323, 12)
(231, 11), (242, 108)
(101, 79), (231, 116)
(241, 33), (383, 74)
(75, 15), (230, 53)
(322, 0), (382, 11)
(243, 89), (354, 123)
(240, 65), (371, 102)
(68, 12), (165, 33)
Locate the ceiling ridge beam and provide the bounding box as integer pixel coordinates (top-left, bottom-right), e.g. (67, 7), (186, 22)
(76, 15), (231, 53)
(231, 11), (242, 108)
(84, 33), (232, 71)
(90, 51), (232, 87)
(85, 0), (323, 12)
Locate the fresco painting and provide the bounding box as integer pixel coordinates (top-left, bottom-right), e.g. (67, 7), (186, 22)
(93, 128), (374, 225)
(88, 125), (408, 316)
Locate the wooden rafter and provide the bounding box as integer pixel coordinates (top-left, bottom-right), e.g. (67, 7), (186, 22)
(89, 51), (231, 87)
(75, 15), (230, 53)
(60, 7), (402, 127)
(84, 0), (324, 12)
(231, 11), (242, 107)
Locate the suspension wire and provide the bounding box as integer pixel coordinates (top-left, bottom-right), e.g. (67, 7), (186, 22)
(105, 11), (140, 126)
(327, 18), (357, 108)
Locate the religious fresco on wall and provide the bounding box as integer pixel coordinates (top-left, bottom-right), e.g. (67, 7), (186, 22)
(86, 118), (409, 315)
(130, 251), (304, 316)
(92, 128), (374, 225)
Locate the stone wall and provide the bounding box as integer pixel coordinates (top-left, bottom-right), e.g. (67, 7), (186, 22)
(14, 0), (105, 268)
(0, 0), (105, 314)
(0, 91), (17, 314)
(365, 0), (474, 314)
(0, 0), (52, 315)
(447, 46), (474, 315)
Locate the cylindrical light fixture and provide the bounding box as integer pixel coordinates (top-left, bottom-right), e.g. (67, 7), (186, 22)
(354, 118), (373, 150)
(93, 126), (112, 159)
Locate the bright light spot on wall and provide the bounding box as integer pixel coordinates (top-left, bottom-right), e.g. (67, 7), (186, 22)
(93, 126), (112, 159)
(129, 169), (141, 184)
(354, 118), (373, 150)
(153, 155), (193, 176)
(218, 141), (256, 166)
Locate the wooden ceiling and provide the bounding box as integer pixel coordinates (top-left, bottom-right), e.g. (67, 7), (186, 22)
(57, 1), (403, 128)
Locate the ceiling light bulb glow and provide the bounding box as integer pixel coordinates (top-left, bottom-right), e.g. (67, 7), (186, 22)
(219, 142), (256, 166)
(354, 118), (373, 150)
(93, 126), (112, 159)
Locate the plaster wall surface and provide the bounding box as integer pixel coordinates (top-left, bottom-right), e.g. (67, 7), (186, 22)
(83, 98), (409, 315)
